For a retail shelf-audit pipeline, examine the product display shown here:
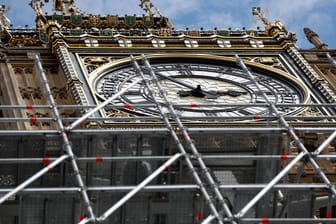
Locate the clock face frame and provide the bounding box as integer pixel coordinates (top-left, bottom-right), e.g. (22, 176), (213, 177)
(91, 55), (310, 118)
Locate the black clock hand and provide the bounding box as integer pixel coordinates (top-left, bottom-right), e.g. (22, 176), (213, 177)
(156, 72), (195, 89)
(217, 90), (248, 97)
(178, 89), (247, 98)
(156, 72), (218, 99)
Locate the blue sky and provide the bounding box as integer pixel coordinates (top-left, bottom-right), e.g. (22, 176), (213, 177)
(3, 0), (336, 49)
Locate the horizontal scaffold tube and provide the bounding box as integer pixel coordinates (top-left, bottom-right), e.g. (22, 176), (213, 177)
(1, 154), (336, 164)
(0, 184), (331, 194)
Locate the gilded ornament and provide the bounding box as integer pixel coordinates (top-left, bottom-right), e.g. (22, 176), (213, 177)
(88, 15), (100, 27)
(143, 16), (154, 28)
(0, 5), (10, 30)
(139, 0), (162, 17)
(252, 7), (287, 36)
(106, 15), (119, 27)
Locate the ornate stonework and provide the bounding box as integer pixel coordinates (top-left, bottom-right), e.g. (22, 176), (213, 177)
(244, 56), (288, 73)
(80, 56), (117, 75)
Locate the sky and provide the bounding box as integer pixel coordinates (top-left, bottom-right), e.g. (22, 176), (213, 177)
(3, 0), (336, 49)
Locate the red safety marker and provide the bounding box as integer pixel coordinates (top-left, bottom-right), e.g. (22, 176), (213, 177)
(197, 212), (204, 220)
(61, 133), (68, 141)
(42, 157), (50, 165)
(326, 212), (332, 218)
(253, 115), (261, 120)
(162, 162), (169, 170)
(96, 157), (103, 163)
(79, 216), (85, 221)
(124, 103), (132, 109)
(26, 105), (33, 110)
(281, 154), (289, 161)
(190, 103), (197, 108)
(31, 117), (37, 124)
(261, 218), (269, 224)
(290, 133), (297, 140)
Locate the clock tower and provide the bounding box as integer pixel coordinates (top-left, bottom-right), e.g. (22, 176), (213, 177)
(0, 1), (336, 224)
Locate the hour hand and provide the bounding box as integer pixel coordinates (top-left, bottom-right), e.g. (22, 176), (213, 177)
(177, 85), (218, 99)
(156, 72), (218, 99)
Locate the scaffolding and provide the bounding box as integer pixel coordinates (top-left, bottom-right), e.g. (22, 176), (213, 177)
(0, 54), (336, 224)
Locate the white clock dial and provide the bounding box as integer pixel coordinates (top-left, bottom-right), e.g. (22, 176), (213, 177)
(146, 75), (251, 111)
(94, 60), (307, 118)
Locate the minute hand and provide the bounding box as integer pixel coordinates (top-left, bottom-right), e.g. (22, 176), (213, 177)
(156, 72), (196, 89)
(156, 72), (218, 99)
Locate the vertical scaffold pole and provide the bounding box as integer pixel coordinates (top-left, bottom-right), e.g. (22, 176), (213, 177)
(234, 54), (336, 219)
(33, 54), (96, 223)
(138, 55), (236, 224)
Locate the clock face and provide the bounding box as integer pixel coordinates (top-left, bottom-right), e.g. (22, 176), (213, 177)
(93, 59), (308, 118)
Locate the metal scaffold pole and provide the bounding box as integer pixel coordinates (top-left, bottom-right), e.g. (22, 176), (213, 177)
(66, 78), (143, 131)
(326, 53), (336, 68)
(234, 54), (336, 219)
(0, 154), (69, 204)
(93, 153), (183, 223)
(136, 55), (236, 224)
(2, 154), (336, 164)
(33, 54), (97, 223)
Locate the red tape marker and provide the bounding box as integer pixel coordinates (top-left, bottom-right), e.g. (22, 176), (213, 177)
(197, 212), (204, 220)
(96, 157), (103, 163)
(253, 115), (261, 120)
(31, 117), (37, 123)
(281, 154), (289, 161)
(26, 105), (33, 110)
(42, 157), (50, 165)
(261, 218), (269, 224)
(124, 103), (132, 109)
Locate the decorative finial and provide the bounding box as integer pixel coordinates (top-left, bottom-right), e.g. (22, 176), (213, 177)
(304, 27), (328, 50)
(53, 0), (79, 15)
(252, 7), (286, 36)
(29, 0), (47, 28)
(0, 4), (10, 30)
(252, 7), (269, 26)
(139, 0), (162, 17)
